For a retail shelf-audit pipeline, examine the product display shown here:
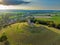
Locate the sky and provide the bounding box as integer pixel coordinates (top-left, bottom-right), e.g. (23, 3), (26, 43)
(0, 0), (60, 10)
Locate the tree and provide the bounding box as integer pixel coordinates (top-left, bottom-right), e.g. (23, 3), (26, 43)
(57, 24), (60, 29)
(0, 33), (7, 42)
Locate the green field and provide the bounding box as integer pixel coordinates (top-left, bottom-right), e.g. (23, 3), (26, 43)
(0, 12), (60, 45)
(36, 15), (60, 24)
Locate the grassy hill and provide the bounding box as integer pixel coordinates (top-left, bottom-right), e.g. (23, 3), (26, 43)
(0, 22), (60, 45)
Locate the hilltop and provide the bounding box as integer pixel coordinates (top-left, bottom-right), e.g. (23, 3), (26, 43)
(0, 22), (60, 45)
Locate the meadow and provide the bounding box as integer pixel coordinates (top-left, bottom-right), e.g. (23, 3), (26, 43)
(0, 11), (60, 45)
(36, 15), (60, 24)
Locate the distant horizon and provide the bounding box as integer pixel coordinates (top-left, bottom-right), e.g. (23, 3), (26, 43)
(0, 9), (60, 10)
(0, 10), (60, 13)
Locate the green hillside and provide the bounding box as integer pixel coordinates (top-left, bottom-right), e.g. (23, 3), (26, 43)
(0, 22), (60, 45)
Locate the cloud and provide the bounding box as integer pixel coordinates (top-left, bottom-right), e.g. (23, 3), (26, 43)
(0, 0), (30, 5)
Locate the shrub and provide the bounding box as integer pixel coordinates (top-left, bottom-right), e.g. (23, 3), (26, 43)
(57, 24), (60, 29)
(51, 23), (56, 28)
(48, 21), (56, 27)
(36, 20), (48, 25)
(30, 19), (36, 23)
(4, 40), (10, 45)
(0, 34), (7, 42)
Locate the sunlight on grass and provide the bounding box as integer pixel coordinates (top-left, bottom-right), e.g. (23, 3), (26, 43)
(0, 22), (60, 45)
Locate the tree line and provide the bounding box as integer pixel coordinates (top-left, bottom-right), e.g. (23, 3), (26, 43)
(30, 17), (60, 29)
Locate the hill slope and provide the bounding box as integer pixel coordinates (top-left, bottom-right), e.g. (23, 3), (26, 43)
(0, 22), (60, 45)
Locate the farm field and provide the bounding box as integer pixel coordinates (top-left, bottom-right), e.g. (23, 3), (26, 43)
(36, 15), (60, 24)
